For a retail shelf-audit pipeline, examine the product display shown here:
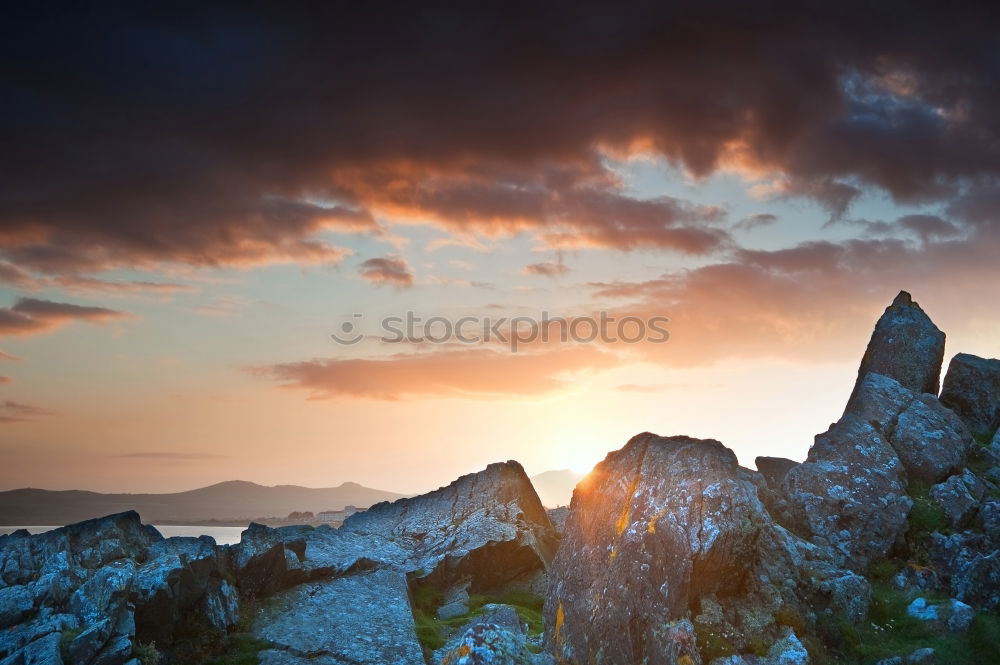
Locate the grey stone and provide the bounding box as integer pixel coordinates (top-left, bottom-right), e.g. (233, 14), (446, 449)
(906, 597), (938, 621)
(783, 415), (911, 570)
(892, 564), (940, 593)
(755, 457), (799, 491)
(436, 600), (469, 621)
(929, 474), (980, 529)
(9, 632), (63, 665)
(0, 585), (35, 629)
(940, 353), (1000, 440)
(764, 627), (809, 665)
(892, 394), (971, 485)
(545, 434), (776, 664)
(133, 536), (231, 643)
(906, 647), (935, 665)
(90, 633), (133, 665)
(946, 598), (974, 632)
(344, 461), (558, 591)
(976, 500), (1000, 541)
(433, 604), (538, 665)
(843, 373), (971, 485)
(928, 531), (1000, 610)
(252, 569), (424, 665)
(847, 291), (945, 407)
(546, 506), (569, 536)
(68, 618), (113, 664)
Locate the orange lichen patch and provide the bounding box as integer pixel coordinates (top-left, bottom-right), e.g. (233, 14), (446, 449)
(555, 601), (566, 649)
(616, 476), (640, 536)
(647, 508), (666, 534)
(609, 546), (617, 561)
(678, 655), (695, 665)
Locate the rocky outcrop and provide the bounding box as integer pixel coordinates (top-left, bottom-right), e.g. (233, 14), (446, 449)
(343, 461), (558, 592)
(244, 462), (558, 665)
(783, 370), (977, 570)
(847, 291), (945, 408)
(846, 373), (971, 485)
(543, 433), (862, 665)
(755, 457), (798, 492)
(252, 569), (424, 665)
(433, 604), (549, 665)
(783, 414), (911, 571)
(940, 353), (1000, 440)
(0, 512), (238, 665)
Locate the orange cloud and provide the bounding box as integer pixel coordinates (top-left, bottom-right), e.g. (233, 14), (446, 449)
(254, 347), (620, 400)
(0, 400), (53, 424)
(0, 298), (132, 337)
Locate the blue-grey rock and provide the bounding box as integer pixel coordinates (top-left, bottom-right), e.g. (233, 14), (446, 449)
(764, 627), (808, 665)
(847, 291), (945, 408)
(929, 473), (980, 529)
(783, 415), (911, 570)
(433, 604), (540, 665)
(252, 569), (424, 665)
(89, 633), (133, 665)
(906, 597), (938, 621)
(940, 353), (1000, 440)
(68, 618), (113, 664)
(1, 631), (63, 665)
(343, 461), (557, 591)
(906, 647), (935, 665)
(947, 598), (974, 632)
(844, 373), (971, 485)
(0, 585), (35, 629)
(929, 531), (1000, 610)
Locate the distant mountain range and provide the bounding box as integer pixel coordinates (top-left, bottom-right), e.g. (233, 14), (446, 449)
(530, 469), (584, 508)
(0, 470), (584, 526)
(0, 480), (407, 525)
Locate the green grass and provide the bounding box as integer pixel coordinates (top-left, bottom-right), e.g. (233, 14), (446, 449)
(409, 579), (545, 655)
(817, 578), (1000, 664)
(906, 481), (948, 562)
(202, 634), (271, 665)
(132, 642), (162, 665)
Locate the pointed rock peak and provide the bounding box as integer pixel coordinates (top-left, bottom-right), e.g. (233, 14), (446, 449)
(892, 290), (914, 307)
(847, 291), (945, 408)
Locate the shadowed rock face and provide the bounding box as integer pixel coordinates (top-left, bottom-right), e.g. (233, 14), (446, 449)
(343, 460), (558, 591)
(784, 371), (975, 571)
(544, 434), (764, 665)
(0, 512), (240, 665)
(847, 291), (945, 408)
(940, 353), (1000, 440)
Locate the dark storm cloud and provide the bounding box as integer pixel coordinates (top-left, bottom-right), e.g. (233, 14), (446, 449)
(3, 2), (1000, 272)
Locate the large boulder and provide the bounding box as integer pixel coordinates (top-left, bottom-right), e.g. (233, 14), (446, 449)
(133, 536), (238, 643)
(545, 434), (774, 665)
(929, 531), (1000, 611)
(847, 291), (945, 408)
(940, 353), (1000, 440)
(783, 414), (911, 570)
(252, 569), (424, 665)
(845, 373), (972, 485)
(343, 461), (558, 592)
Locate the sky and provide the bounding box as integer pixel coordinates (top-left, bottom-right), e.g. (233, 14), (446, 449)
(2, 3), (1000, 494)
